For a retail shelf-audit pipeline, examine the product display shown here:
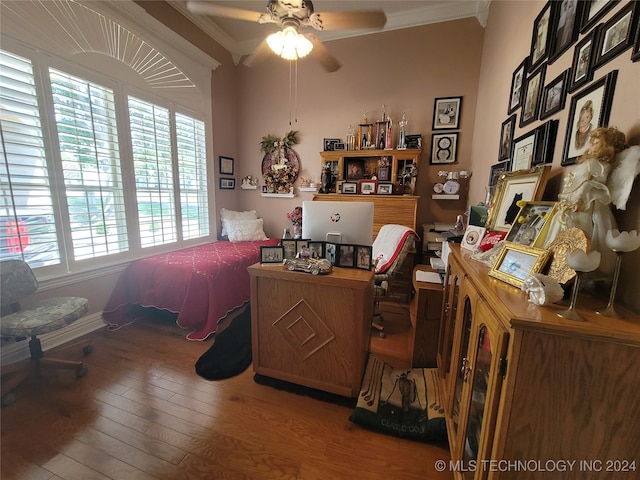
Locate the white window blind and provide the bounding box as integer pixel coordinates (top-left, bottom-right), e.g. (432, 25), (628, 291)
(128, 97), (177, 247)
(175, 113), (208, 239)
(49, 69), (128, 261)
(0, 50), (60, 267)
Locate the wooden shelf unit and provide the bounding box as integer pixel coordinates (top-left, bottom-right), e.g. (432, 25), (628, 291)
(320, 148), (422, 195)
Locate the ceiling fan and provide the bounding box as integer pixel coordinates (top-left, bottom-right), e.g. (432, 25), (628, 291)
(186, 1), (387, 72)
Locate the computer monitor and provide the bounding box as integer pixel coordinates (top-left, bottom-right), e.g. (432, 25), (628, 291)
(302, 201), (374, 245)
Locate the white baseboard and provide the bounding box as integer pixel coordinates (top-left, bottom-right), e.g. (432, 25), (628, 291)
(1, 313), (106, 365)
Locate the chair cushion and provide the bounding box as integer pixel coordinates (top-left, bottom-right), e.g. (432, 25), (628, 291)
(0, 297), (88, 337)
(373, 225), (418, 274)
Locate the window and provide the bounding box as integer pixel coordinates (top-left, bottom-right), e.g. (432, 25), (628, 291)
(0, 47), (210, 273)
(50, 68), (128, 260)
(0, 50), (60, 268)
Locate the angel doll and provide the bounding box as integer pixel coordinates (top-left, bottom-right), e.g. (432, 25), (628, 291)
(545, 127), (640, 275)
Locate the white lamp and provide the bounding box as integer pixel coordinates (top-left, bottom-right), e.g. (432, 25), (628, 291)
(267, 23), (313, 60)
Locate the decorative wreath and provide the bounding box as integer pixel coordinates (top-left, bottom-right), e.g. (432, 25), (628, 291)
(261, 131), (300, 193)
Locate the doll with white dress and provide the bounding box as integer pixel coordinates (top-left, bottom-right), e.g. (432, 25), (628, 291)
(545, 127), (640, 275)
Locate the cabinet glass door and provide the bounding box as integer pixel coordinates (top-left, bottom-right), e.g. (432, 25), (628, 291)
(461, 325), (492, 479)
(438, 266), (461, 381)
(451, 296), (473, 437)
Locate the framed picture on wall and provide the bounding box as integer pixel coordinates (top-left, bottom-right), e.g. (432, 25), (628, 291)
(633, 21), (640, 62)
(508, 57), (528, 114)
(531, 119), (559, 166)
(520, 65), (546, 127)
(593, 2), (639, 69)
(562, 70), (618, 166)
(430, 133), (458, 164)
(529, 1), (554, 71)
(219, 156), (234, 175)
(580, 0), (620, 33)
(498, 115), (516, 161)
(540, 69), (569, 120)
(511, 130), (536, 171)
(432, 96), (462, 130)
(568, 26), (599, 93)
(548, 0), (584, 64)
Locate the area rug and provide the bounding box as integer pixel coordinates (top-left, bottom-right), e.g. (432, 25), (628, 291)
(195, 305), (252, 380)
(349, 354), (448, 443)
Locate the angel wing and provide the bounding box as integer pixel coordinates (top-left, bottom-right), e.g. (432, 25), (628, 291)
(607, 145), (640, 210)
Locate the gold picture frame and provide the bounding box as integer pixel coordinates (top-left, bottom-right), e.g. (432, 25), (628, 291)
(504, 201), (558, 248)
(485, 165), (550, 232)
(489, 242), (551, 288)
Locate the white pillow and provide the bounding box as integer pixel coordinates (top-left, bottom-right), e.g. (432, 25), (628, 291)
(226, 218), (268, 242)
(220, 208), (259, 236)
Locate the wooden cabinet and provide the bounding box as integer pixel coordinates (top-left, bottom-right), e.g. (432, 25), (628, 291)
(248, 263), (373, 398)
(319, 148), (421, 195)
(440, 244), (640, 480)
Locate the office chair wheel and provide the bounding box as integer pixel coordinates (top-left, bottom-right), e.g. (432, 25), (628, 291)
(1, 393), (16, 407)
(82, 345), (93, 355)
(76, 366), (88, 378)
(377, 331), (386, 338)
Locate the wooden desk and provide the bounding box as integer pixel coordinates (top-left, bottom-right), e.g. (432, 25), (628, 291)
(248, 263), (374, 398)
(410, 264), (444, 367)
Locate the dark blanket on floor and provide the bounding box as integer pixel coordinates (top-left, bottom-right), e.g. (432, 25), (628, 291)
(195, 305), (252, 380)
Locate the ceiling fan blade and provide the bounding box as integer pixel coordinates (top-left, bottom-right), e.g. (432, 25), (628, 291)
(186, 1), (263, 22)
(316, 10), (387, 30)
(307, 35), (341, 73)
(242, 40), (273, 68)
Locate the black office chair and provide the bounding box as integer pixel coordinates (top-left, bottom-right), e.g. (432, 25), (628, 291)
(0, 259), (92, 407)
(371, 225), (417, 337)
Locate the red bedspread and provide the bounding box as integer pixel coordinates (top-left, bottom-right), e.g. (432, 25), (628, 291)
(102, 239), (280, 340)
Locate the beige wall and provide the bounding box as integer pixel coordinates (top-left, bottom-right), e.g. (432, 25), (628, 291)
(233, 19), (485, 239)
(471, 1), (640, 312)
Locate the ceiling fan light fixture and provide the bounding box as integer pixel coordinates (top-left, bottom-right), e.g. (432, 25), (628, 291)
(267, 26), (313, 60)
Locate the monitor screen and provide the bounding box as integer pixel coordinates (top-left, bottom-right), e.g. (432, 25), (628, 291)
(302, 201), (374, 246)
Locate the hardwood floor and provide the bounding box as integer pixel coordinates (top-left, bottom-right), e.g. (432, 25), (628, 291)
(1, 306), (452, 480)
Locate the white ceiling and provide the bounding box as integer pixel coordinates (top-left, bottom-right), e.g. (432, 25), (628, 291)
(168, 1), (491, 64)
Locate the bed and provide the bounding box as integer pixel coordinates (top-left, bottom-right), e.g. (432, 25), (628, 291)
(103, 209), (280, 340)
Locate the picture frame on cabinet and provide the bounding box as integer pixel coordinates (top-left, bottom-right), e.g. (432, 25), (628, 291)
(562, 70), (617, 166)
(325, 242), (337, 265)
(520, 65), (546, 127)
(432, 96), (462, 130)
(489, 242), (552, 288)
(341, 182), (358, 194)
(485, 165), (551, 233)
(219, 156), (234, 175)
(346, 160), (365, 180)
(548, 0), (584, 64)
(540, 69), (570, 120)
(404, 134), (422, 149)
(430, 132), (458, 164)
(355, 245), (373, 270)
(308, 241), (325, 259)
(593, 2), (639, 69)
(498, 115), (516, 161)
(260, 246), (284, 264)
(568, 26), (600, 93)
(323, 138), (341, 151)
(529, 2), (554, 71)
(219, 177), (235, 190)
(337, 244), (356, 268)
(508, 57), (528, 114)
(504, 201), (558, 248)
(281, 239), (296, 260)
(359, 179), (378, 195)
(378, 166), (390, 181)
(580, 0), (619, 33)
(377, 183), (393, 195)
